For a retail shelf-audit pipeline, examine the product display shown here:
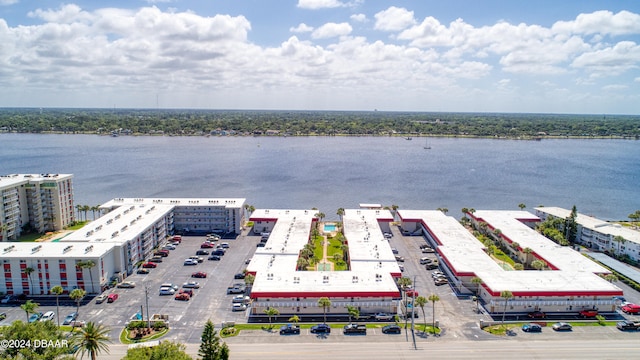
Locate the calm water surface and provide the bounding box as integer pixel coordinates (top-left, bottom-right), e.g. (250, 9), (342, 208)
(0, 134), (638, 220)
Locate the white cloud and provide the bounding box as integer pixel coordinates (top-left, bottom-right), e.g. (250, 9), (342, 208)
(0, 0), (19, 5)
(28, 4), (94, 24)
(374, 6), (416, 31)
(571, 41), (640, 75)
(311, 22), (352, 39)
(290, 23), (314, 33)
(602, 84), (628, 91)
(552, 10), (640, 36)
(350, 13), (367, 23)
(297, 0), (346, 10)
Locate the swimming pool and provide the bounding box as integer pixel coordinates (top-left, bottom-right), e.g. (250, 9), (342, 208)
(323, 223), (337, 232)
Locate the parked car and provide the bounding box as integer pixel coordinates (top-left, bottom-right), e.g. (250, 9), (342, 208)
(232, 295), (250, 304)
(552, 322), (572, 331)
(40, 311), (55, 322)
(184, 259), (198, 266)
(220, 242), (230, 248)
(142, 262), (157, 268)
(201, 242), (215, 249)
(398, 264), (405, 272)
(208, 255), (221, 261)
(421, 247), (435, 253)
(256, 243), (266, 248)
(245, 258), (252, 264)
(179, 288), (194, 297)
(107, 293), (119, 303)
(434, 278), (449, 286)
(192, 271), (207, 278)
(622, 303), (640, 314)
(175, 293), (190, 301)
(527, 311), (546, 319)
(149, 256), (163, 263)
(182, 281), (200, 289)
(162, 244), (176, 250)
(227, 286), (245, 294)
(117, 281), (136, 288)
(159, 287), (176, 296)
(196, 250), (209, 256)
(343, 323), (367, 335)
(425, 263), (439, 270)
(234, 272), (246, 279)
(279, 324), (300, 335)
(395, 255), (405, 262)
(405, 290), (419, 297)
(161, 283), (179, 291)
(95, 294), (108, 304)
(310, 323), (331, 334)
(137, 268), (150, 274)
(522, 323), (542, 333)
(62, 312), (78, 325)
(189, 256), (204, 263)
(579, 309), (598, 318)
(617, 320), (640, 331)
(391, 248), (399, 254)
(232, 303), (247, 312)
(382, 324), (402, 334)
(153, 251), (169, 257)
(419, 257), (432, 265)
(374, 313), (393, 321)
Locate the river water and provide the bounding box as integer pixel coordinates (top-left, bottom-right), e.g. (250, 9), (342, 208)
(1, 134), (637, 220)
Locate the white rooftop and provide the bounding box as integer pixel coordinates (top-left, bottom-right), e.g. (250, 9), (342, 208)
(101, 197), (246, 209)
(0, 242), (113, 259)
(535, 207), (640, 246)
(249, 208), (400, 298)
(0, 173), (72, 189)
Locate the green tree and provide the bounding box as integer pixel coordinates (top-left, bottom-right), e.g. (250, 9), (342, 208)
(428, 294), (440, 335)
(513, 263), (524, 270)
(244, 273), (255, 294)
(471, 277), (483, 313)
(0, 318), (70, 359)
(263, 307), (280, 328)
(613, 235), (626, 256)
(71, 322), (111, 360)
(20, 300), (39, 322)
(123, 340), (191, 360)
(500, 290), (514, 328)
(23, 266), (35, 294)
(79, 260), (97, 293)
(346, 305), (359, 323)
(523, 247), (533, 266)
(531, 259), (547, 271)
(518, 203), (526, 210)
(318, 297), (331, 323)
(414, 295), (427, 333)
(288, 315), (300, 324)
(50, 285), (64, 327)
(70, 288), (86, 318)
(566, 205), (578, 244)
(198, 319), (229, 360)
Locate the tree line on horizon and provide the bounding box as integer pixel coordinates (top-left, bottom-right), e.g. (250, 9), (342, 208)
(0, 108), (638, 138)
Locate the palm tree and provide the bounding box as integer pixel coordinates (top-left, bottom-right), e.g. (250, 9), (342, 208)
(318, 297), (331, 323)
(471, 277), (483, 313)
(604, 274), (618, 283)
(436, 207), (448, 215)
(76, 204), (84, 221)
(20, 300), (39, 322)
(23, 266), (35, 294)
(518, 203), (526, 210)
(263, 307), (279, 329)
(346, 305), (359, 323)
(80, 260), (96, 293)
(71, 321), (111, 360)
(415, 296), (427, 333)
(244, 274), (255, 294)
(82, 205), (91, 222)
(336, 208), (345, 222)
(523, 247), (533, 266)
(51, 285), (64, 327)
(613, 235), (626, 257)
(315, 212), (325, 228)
(531, 259), (547, 271)
(70, 288), (86, 318)
(428, 294), (440, 335)
(288, 315), (300, 324)
(513, 263), (524, 270)
(296, 257), (309, 270)
(500, 290), (513, 328)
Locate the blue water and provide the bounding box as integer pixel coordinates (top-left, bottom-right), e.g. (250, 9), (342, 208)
(0, 133), (638, 220)
(324, 224), (337, 232)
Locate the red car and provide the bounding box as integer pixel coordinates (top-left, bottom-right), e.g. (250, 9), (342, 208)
(579, 309), (598, 318)
(200, 243), (215, 249)
(405, 290), (419, 297)
(191, 272), (207, 278)
(175, 293), (190, 301)
(622, 303), (640, 314)
(142, 262), (157, 268)
(528, 311), (546, 319)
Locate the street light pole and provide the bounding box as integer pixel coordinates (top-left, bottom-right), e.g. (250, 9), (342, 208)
(411, 275), (417, 350)
(144, 282), (151, 329)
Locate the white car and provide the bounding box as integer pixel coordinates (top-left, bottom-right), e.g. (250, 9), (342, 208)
(182, 281), (200, 289)
(184, 259), (198, 266)
(232, 303), (247, 312)
(420, 257), (432, 265)
(232, 295), (250, 304)
(159, 287), (175, 295)
(40, 311), (55, 322)
(374, 313), (393, 321)
(95, 294), (108, 304)
(161, 283), (179, 291)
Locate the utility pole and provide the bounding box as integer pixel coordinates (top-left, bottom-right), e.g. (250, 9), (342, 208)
(144, 282), (151, 329)
(411, 275), (417, 350)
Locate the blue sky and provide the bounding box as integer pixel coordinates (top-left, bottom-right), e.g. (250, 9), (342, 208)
(1, 0), (639, 114)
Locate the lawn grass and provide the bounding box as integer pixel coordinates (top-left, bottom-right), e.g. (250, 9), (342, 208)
(119, 327), (170, 344)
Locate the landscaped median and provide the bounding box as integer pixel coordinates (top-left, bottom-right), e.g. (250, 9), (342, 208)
(218, 322), (440, 338)
(482, 319), (619, 336)
(119, 321), (170, 344)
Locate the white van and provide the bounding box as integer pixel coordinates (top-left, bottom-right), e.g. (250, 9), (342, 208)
(40, 311), (55, 322)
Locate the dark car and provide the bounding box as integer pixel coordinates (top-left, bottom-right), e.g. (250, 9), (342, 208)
(279, 324), (300, 335)
(310, 323), (331, 334)
(522, 323), (542, 333)
(195, 250), (209, 255)
(137, 268), (150, 274)
(212, 249), (225, 256)
(234, 273), (246, 279)
(149, 257), (163, 263)
(382, 324), (401, 334)
(425, 263), (439, 270)
(208, 255), (221, 261)
(343, 323), (367, 335)
(617, 320), (640, 331)
(527, 311), (546, 319)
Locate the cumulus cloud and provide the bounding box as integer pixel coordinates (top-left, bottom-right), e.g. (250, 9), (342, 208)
(290, 23), (314, 33)
(552, 10), (640, 36)
(571, 41), (640, 75)
(374, 6), (416, 31)
(311, 22), (352, 39)
(350, 13), (367, 23)
(0, 0), (19, 5)
(297, 0), (347, 9)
